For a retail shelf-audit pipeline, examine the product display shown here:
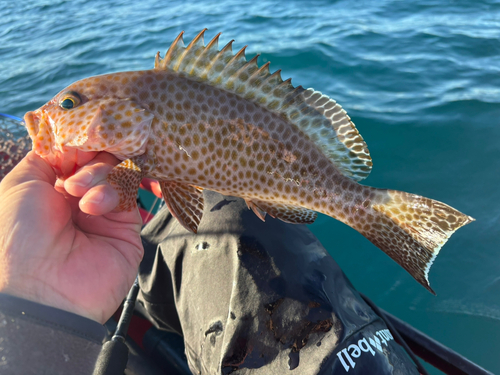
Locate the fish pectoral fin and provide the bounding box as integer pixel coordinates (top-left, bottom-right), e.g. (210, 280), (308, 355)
(159, 180), (204, 233)
(107, 156), (148, 211)
(248, 199), (317, 225)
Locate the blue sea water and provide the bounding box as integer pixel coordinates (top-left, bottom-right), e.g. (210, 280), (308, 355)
(1, 0), (499, 373)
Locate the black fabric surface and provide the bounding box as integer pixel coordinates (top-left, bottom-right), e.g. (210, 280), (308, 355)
(0, 293), (106, 375)
(0, 191), (420, 375)
(138, 191), (419, 375)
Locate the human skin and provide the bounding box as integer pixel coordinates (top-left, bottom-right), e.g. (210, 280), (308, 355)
(0, 151), (143, 323)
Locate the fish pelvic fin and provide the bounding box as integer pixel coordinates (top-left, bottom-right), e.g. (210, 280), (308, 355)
(156, 30), (372, 182)
(159, 180), (204, 233)
(353, 188), (474, 294)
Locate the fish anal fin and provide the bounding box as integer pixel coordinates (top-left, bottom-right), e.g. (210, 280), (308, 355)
(157, 31), (372, 182)
(159, 180), (204, 233)
(248, 199), (317, 224)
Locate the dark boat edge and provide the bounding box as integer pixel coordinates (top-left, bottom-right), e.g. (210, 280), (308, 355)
(360, 293), (494, 375)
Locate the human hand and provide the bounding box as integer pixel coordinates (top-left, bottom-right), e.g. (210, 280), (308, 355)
(0, 151), (143, 323)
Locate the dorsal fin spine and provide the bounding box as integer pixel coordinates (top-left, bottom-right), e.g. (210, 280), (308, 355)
(231, 55), (260, 98)
(206, 32), (221, 50)
(275, 78), (295, 110)
(248, 61), (270, 88)
(247, 54), (260, 66)
(274, 78), (293, 96)
(228, 46), (247, 66)
(190, 32), (221, 77)
(174, 28), (207, 72)
(260, 70), (282, 94)
(251, 61), (270, 78)
(162, 31), (184, 69)
(204, 40), (234, 81)
(154, 51), (161, 69)
(234, 54), (259, 81)
(187, 28), (207, 49)
(219, 46), (247, 83)
(282, 85), (304, 107)
(277, 77), (292, 87)
(220, 40), (234, 55)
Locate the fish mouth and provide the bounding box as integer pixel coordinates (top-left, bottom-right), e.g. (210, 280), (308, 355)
(23, 110), (91, 178)
(24, 110), (54, 157)
(24, 110), (41, 141)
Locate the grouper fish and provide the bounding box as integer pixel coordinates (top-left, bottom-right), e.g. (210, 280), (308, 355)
(24, 30), (474, 293)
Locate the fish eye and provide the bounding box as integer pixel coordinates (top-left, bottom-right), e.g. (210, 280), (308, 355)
(59, 91), (81, 110)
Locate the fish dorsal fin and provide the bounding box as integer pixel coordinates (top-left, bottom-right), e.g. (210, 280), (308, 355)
(248, 199), (317, 224)
(159, 180), (204, 233)
(156, 30), (373, 181)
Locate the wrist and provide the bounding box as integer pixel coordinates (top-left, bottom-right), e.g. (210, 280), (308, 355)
(0, 280), (104, 323)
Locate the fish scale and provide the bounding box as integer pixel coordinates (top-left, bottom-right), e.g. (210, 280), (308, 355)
(24, 30), (474, 293)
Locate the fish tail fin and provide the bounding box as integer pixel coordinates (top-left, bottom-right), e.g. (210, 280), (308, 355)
(350, 188), (474, 294)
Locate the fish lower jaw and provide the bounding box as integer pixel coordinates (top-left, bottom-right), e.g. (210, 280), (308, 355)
(36, 146), (98, 179)
(38, 148), (77, 179)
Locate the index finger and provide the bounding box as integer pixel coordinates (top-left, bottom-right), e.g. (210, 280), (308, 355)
(64, 152), (123, 216)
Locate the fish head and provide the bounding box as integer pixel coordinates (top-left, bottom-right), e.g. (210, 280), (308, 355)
(24, 73), (154, 178)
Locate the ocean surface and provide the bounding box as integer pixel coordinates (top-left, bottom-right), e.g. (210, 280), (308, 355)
(1, 0), (499, 373)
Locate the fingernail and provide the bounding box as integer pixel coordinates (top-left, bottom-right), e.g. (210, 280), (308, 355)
(83, 191), (104, 204)
(72, 171), (94, 187)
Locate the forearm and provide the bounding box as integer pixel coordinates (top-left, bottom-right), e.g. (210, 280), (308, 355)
(0, 293), (106, 375)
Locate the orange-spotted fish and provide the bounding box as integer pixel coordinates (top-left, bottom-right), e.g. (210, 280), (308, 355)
(24, 30), (474, 293)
